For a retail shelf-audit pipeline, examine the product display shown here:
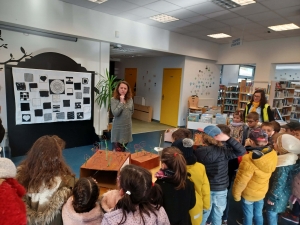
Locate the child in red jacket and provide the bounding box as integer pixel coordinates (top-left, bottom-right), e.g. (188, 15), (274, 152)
(0, 157), (26, 225)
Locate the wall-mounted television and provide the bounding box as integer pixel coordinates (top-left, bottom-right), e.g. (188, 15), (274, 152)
(239, 66), (255, 77)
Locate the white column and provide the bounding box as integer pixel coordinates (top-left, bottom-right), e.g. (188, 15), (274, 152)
(93, 42), (110, 135)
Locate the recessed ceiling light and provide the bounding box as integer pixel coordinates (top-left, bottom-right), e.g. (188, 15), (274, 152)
(207, 33), (232, 38)
(268, 23), (300, 31)
(150, 14), (179, 23)
(231, 0), (256, 6)
(211, 0), (255, 9)
(88, 0), (107, 4)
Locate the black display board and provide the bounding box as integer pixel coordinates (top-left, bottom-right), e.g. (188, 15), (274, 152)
(5, 52), (99, 157)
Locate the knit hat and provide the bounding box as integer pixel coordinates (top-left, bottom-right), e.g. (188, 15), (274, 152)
(277, 134), (300, 155)
(249, 128), (268, 144)
(204, 125), (222, 137)
(172, 138), (194, 158)
(0, 157), (17, 179)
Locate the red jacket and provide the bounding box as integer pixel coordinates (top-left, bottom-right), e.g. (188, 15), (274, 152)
(0, 178), (27, 225)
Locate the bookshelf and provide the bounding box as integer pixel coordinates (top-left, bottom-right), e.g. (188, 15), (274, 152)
(223, 84), (239, 113)
(291, 82), (300, 122)
(217, 85), (226, 113)
(269, 81), (295, 122)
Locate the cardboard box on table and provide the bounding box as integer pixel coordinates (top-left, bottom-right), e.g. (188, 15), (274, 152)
(131, 151), (160, 170)
(80, 150), (130, 189)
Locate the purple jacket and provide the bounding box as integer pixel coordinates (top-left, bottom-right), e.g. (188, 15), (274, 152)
(101, 206), (170, 225)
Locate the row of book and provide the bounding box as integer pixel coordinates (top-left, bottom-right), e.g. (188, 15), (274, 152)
(225, 93), (238, 98)
(224, 99), (238, 105)
(274, 90), (294, 98)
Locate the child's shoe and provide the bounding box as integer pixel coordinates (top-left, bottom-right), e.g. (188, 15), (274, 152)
(281, 211), (299, 224)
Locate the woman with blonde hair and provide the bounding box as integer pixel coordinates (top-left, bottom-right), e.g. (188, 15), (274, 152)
(17, 135), (76, 225)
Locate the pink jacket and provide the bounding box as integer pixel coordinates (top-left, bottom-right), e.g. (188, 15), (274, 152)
(101, 206), (170, 225)
(62, 197), (103, 225)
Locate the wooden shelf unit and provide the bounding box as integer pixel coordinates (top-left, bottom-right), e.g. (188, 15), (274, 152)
(223, 85), (239, 113)
(217, 85), (226, 113)
(291, 82), (300, 122)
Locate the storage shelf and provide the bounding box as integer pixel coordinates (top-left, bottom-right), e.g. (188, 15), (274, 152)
(239, 100), (249, 103)
(224, 104), (237, 106)
(273, 98), (284, 100)
(282, 114), (291, 117)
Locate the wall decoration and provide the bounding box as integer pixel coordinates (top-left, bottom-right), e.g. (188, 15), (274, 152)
(13, 67), (92, 125)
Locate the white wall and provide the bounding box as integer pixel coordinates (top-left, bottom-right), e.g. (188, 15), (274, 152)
(119, 56), (185, 123)
(221, 65), (239, 85)
(218, 37), (300, 82)
(0, 29), (109, 133)
(182, 57), (220, 125)
(274, 69), (300, 81)
(120, 56), (220, 126)
(0, 0), (219, 61)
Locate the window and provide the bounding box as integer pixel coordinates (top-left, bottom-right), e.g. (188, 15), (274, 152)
(238, 65), (255, 83)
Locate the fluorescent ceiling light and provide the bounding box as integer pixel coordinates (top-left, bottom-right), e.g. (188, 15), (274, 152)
(0, 24), (77, 42)
(150, 14), (179, 23)
(207, 33), (232, 38)
(88, 0), (107, 3)
(268, 23), (300, 31)
(231, 0), (256, 6)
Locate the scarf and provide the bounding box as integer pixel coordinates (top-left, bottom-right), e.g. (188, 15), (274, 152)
(155, 169), (175, 179)
(230, 122), (244, 127)
(250, 101), (260, 112)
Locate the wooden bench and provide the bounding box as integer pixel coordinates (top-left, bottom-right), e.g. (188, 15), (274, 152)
(132, 104), (153, 122)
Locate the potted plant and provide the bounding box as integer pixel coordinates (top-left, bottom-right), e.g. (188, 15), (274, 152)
(94, 69), (118, 139)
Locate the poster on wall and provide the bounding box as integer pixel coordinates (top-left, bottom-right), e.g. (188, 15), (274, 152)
(12, 67), (92, 125)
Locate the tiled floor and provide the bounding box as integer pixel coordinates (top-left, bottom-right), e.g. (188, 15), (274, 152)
(11, 129), (295, 225)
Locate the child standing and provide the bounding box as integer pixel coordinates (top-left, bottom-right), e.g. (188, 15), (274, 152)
(102, 164), (170, 225)
(261, 122), (275, 145)
(195, 125), (246, 225)
(155, 147), (196, 225)
(228, 111), (246, 143)
(244, 112), (261, 146)
(265, 134), (300, 225)
(171, 128), (192, 142)
(0, 157), (26, 225)
(232, 128), (277, 225)
(172, 138), (210, 225)
(62, 177), (103, 225)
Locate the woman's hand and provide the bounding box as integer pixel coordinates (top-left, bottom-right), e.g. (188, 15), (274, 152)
(120, 95), (125, 103)
(214, 133), (229, 142)
(267, 199), (274, 205)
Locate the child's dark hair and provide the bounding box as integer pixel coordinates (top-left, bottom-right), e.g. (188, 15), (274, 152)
(116, 165), (163, 225)
(294, 127), (300, 132)
(161, 147), (187, 190)
(172, 128), (192, 141)
(270, 121), (281, 133)
(246, 112), (259, 121)
(233, 111), (244, 122)
(72, 177), (99, 213)
(216, 124), (231, 136)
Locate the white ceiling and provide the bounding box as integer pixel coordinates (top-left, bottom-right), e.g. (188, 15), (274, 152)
(60, 0), (300, 57)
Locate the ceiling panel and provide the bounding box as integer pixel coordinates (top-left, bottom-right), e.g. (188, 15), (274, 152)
(206, 10), (240, 21)
(125, 7), (159, 17)
(166, 8), (199, 19)
(167, 27), (190, 34)
(164, 0), (208, 8)
(230, 3), (269, 16)
(167, 20), (191, 28)
(275, 6), (300, 17)
(117, 12), (143, 20)
(257, 18), (291, 27)
(124, 0), (158, 6)
(178, 24), (207, 31)
(256, 31), (285, 39)
(222, 17), (252, 26)
(260, 0), (300, 10)
(144, 0), (181, 13)
(186, 2), (224, 15)
(245, 11), (283, 22)
(196, 20), (227, 29)
(242, 34), (262, 41)
(60, 0), (98, 9)
(92, 5), (124, 15)
(183, 15), (209, 23)
(101, 0), (139, 11)
(287, 15), (300, 25)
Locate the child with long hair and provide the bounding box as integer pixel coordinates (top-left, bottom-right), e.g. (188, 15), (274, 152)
(101, 164), (170, 225)
(17, 135), (76, 225)
(172, 139), (210, 225)
(195, 125), (246, 225)
(155, 147), (196, 225)
(62, 177), (103, 224)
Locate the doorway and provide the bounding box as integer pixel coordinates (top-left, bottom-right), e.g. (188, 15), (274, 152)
(160, 68), (182, 127)
(124, 68), (137, 97)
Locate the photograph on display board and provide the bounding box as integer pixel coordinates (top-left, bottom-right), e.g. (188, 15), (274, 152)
(12, 67), (92, 125)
